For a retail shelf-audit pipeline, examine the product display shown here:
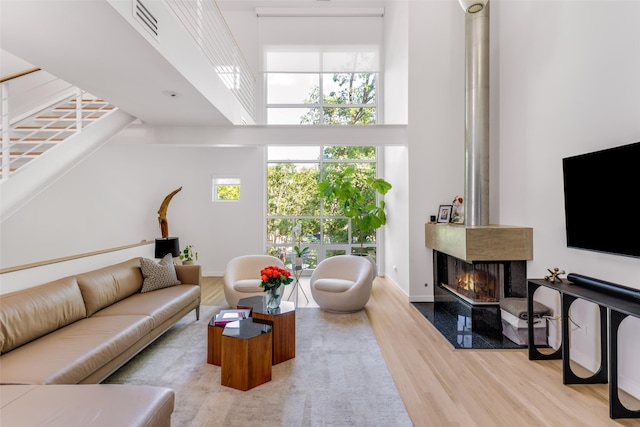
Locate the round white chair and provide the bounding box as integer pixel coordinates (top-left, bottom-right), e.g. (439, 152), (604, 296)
(310, 255), (374, 313)
(223, 255), (284, 308)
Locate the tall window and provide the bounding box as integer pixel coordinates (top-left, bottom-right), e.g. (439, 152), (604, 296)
(265, 49), (379, 125)
(266, 146), (379, 271)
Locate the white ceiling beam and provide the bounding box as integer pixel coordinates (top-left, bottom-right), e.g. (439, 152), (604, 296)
(255, 7), (384, 17)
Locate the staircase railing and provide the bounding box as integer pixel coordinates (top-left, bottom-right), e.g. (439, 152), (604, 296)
(166, 0), (256, 121)
(0, 68), (118, 183)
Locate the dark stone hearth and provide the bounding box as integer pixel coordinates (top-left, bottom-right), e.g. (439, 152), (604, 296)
(413, 301), (524, 349)
(422, 250), (530, 349)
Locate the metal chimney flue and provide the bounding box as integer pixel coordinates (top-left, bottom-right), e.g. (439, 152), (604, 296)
(461, 0), (490, 226)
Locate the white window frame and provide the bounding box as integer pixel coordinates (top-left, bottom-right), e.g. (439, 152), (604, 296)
(212, 177), (241, 202)
(264, 48), (379, 125)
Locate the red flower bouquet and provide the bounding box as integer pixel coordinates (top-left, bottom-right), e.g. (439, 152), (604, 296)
(260, 265), (293, 291)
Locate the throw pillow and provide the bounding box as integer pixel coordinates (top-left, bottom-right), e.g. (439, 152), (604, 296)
(140, 253), (181, 293)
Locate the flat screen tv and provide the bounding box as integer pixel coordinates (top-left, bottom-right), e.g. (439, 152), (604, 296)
(562, 141), (640, 258)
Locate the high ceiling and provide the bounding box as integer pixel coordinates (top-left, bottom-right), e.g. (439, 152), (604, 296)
(1, 0), (385, 126)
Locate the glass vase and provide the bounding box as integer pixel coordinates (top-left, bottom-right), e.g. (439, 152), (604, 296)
(265, 287), (282, 309)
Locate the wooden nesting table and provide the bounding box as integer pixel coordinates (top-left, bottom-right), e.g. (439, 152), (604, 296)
(220, 319), (272, 391)
(206, 296), (296, 391)
(237, 296), (296, 365)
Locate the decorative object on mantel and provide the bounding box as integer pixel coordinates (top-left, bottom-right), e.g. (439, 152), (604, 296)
(450, 195), (464, 224)
(544, 267), (566, 283)
(260, 265), (293, 309)
(155, 187), (183, 259)
(437, 205), (452, 223)
(179, 245), (198, 265)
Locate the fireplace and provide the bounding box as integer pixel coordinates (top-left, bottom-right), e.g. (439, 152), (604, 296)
(444, 257), (502, 304)
(433, 250), (527, 332)
(434, 250), (527, 305)
(419, 0), (535, 345)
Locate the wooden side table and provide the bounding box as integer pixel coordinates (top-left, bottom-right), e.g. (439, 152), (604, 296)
(220, 319), (272, 391)
(287, 264), (309, 306)
(238, 296), (296, 364)
(206, 320), (224, 366)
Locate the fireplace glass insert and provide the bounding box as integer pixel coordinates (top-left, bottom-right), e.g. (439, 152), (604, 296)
(442, 256), (503, 305)
(434, 250), (527, 306)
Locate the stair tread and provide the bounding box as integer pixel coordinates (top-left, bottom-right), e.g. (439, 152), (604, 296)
(6, 93), (117, 178)
(54, 107), (111, 111)
(15, 126), (76, 130)
(35, 116), (99, 120)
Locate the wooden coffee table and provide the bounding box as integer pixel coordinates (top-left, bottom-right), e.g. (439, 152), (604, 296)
(237, 296), (296, 364)
(206, 320), (224, 366)
(220, 319), (272, 391)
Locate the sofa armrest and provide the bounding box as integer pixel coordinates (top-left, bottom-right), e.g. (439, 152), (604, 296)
(175, 264), (201, 286)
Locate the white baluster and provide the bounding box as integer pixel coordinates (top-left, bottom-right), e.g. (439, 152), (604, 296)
(75, 87), (82, 134)
(1, 81), (10, 182)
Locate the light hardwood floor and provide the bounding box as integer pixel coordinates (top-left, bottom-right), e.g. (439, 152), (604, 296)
(201, 277), (640, 426)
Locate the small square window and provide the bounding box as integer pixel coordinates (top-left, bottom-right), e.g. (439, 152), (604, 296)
(212, 177), (240, 201)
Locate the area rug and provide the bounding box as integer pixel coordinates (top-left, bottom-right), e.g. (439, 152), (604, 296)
(104, 305), (412, 427)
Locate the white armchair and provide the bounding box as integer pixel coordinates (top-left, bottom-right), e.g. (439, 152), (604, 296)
(223, 255), (284, 308)
(310, 255), (374, 313)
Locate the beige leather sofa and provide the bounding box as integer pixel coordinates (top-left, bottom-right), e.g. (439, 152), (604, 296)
(0, 257), (201, 385)
(0, 384), (174, 427)
(0, 257), (201, 426)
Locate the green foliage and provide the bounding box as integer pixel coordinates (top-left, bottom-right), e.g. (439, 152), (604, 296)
(217, 185), (239, 200)
(323, 146), (375, 160)
(299, 73), (376, 125)
(179, 245), (198, 262)
(267, 163), (320, 217)
(319, 167), (392, 253)
(266, 146), (385, 265)
(293, 245), (310, 257)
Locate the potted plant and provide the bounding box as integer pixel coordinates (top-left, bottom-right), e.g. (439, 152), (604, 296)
(179, 245), (198, 265)
(319, 167), (392, 272)
(292, 223), (309, 268)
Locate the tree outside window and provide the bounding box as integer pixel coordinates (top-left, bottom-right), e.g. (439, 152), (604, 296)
(266, 146), (378, 270)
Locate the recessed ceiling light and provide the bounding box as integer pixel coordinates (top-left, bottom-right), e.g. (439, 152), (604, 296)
(162, 91), (181, 98)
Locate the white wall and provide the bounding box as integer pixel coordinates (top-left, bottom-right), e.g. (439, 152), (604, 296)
(383, 145), (409, 292)
(0, 243), (154, 294)
(381, 1), (410, 294)
(494, 0), (640, 397)
(0, 140), (268, 276)
(406, 0), (465, 301)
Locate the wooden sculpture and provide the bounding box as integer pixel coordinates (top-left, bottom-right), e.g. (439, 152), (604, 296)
(157, 187), (182, 238)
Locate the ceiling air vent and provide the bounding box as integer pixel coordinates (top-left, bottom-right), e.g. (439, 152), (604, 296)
(133, 0), (158, 41)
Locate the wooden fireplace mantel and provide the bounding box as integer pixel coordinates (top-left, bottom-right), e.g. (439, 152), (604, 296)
(425, 223), (533, 262)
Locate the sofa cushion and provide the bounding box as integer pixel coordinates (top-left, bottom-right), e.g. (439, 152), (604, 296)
(0, 277), (86, 354)
(0, 315), (154, 385)
(140, 254), (181, 293)
(75, 258), (144, 317)
(93, 285), (200, 329)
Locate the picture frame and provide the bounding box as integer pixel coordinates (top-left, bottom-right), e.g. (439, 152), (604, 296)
(437, 205), (453, 223)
